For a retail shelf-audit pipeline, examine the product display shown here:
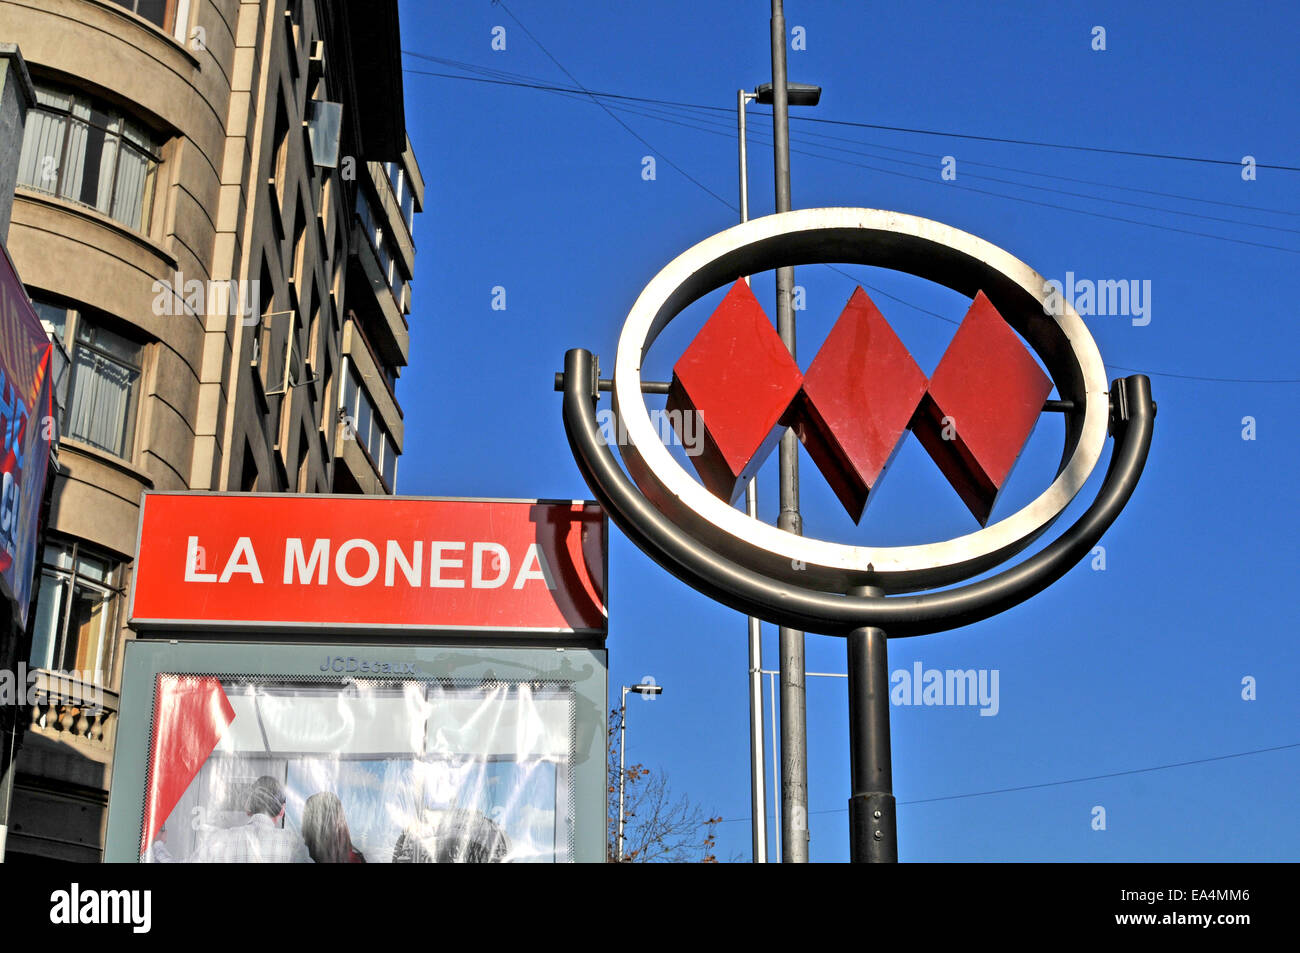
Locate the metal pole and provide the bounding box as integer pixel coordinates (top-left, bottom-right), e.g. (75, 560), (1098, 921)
(738, 89), (751, 224)
(769, 670), (781, 861)
(739, 87), (768, 865)
(770, 0), (809, 864)
(846, 586), (896, 862)
(0, 609), (18, 863)
(617, 686), (628, 861)
(0, 703), (13, 862)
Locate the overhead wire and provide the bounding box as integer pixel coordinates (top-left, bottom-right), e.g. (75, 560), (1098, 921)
(524, 85), (1300, 240)
(402, 56), (1300, 189)
(401, 50), (1300, 383)
(711, 740), (1300, 825)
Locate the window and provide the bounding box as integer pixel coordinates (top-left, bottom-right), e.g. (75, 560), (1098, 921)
(272, 97), (290, 210)
(31, 298), (72, 418)
(33, 296), (143, 460)
(296, 423), (312, 492)
(355, 189), (407, 306)
(240, 439), (259, 491)
(320, 351), (334, 436)
(29, 539), (122, 682)
(17, 83), (161, 232)
(381, 432), (397, 492)
(108, 0), (172, 30)
(292, 204), (308, 290)
(337, 358), (397, 491)
(285, 309), (305, 390)
(384, 161), (416, 238)
(106, 0), (193, 44)
(317, 170), (332, 238)
(306, 100), (343, 169)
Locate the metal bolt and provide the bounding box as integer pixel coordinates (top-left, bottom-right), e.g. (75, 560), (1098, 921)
(873, 810), (882, 819)
(873, 830), (882, 840)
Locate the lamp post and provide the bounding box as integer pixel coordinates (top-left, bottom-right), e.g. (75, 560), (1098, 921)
(737, 85), (764, 865)
(769, 0), (820, 864)
(739, 63), (821, 863)
(616, 682), (664, 862)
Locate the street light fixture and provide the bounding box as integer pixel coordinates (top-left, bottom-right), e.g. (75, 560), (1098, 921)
(754, 81), (822, 107)
(616, 682), (664, 861)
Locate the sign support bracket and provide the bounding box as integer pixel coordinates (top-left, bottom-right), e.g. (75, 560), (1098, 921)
(846, 584), (897, 862)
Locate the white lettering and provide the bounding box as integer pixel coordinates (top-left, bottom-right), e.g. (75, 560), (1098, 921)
(184, 536), (217, 583)
(335, 539), (379, 587)
(385, 540), (422, 587)
(472, 542), (509, 588)
(513, 543), (557, 590)
(218, 537), (262, 583)
(429, 542), (465, 588)
(284, 538), (330, 584)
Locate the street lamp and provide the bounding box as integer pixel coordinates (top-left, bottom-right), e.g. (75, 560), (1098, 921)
(736, 75), (821, 865)
(738, 82), (823, 221)
(616, 682), (664, 862)
(754, 81), (822, 107)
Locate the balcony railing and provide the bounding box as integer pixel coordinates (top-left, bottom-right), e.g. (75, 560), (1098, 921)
(26, 669), (119, 750)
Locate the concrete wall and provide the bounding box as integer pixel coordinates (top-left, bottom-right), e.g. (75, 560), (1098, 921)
(0, 42), (34, 242)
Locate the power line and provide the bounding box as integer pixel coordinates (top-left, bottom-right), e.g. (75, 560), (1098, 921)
(900, 741), (1300, 806)
(569, 91), (1300, 255)
(558, 91), (1300, 242)
(713, 740), (1300, 825)
(402, 59), (1300, 176)
(486, 2), (737, 213)
(792, 114), (1300, 173)
(791, 124), (1300, 219)
(403, 60), (1300, 383)
(404, 62), (1300, 250)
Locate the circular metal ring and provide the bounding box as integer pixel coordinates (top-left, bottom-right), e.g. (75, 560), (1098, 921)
(612, 208), (1109, 592)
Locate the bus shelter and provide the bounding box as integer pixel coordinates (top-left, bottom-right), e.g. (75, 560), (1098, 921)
(103, 493), (608, 863)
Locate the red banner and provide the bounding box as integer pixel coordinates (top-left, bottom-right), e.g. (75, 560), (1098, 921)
(141, 674), (236, 853)
(0, 243), (54, 627)
(130, 494), (607, 634)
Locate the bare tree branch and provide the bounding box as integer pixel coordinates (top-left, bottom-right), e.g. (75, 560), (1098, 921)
(607, 707), (720, 863)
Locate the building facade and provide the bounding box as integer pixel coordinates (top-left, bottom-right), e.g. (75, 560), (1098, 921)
(0, 0), (423, 861)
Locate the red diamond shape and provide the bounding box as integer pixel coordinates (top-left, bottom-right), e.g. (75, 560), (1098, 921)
(666, 279), (804, 503)
(790, 288), (928, 523)
(911, 291), (1053, 525)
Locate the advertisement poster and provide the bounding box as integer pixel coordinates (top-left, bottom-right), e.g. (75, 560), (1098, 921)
(0, 242), (55, 627)
(139, 674), (575, 863)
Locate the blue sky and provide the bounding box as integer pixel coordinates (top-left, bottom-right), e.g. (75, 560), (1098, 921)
(393, 1), (1298, 861)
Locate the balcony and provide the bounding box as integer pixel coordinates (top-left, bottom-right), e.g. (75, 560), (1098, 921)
(332, 318), (402, 495)
(349, 219), (409, 368)
(26, 669), (119, 753)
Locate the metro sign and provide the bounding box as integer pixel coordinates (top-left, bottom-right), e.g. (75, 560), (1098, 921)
(667, 279), (1052, 525)
(559, 206), (1155, 866)
(563, 207), (1154, 618)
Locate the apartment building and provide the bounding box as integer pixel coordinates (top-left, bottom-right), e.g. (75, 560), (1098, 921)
(0, 0), (423, 861)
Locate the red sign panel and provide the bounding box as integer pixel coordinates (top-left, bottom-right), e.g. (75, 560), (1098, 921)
(130, 494), (607, 635)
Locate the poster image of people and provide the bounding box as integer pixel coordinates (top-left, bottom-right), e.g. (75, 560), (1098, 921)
(139, 674), (575, 863)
